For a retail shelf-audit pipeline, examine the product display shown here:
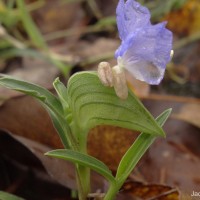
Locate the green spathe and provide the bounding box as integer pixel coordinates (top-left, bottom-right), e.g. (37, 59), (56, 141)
(67, 71), (165, 137)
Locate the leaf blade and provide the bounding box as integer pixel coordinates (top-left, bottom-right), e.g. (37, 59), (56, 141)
(0, 191), (25, 200)
(0, 74), (62, 113)
(67, 72), (165, 137)
(0, 74), (71, 149)
(45, 149), (115, 183)
(116, 108), (172, 181)
(53, 77), (69, 112)
(16, 0), (47, 49)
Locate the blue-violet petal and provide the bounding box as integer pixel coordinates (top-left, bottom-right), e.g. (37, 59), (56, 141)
(115, 0), (173, 85)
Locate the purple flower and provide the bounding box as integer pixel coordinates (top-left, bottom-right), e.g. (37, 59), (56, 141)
(115, 0), (173, 85)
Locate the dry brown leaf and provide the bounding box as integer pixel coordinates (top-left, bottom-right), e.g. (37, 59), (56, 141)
(0, 56), (59, 105)
(74, 37), (119, 68)
(27, 0), (84, 34)
(117, 181), (179, 200)
(0, 129), (106, 192)
(134, 119), (200, 195)
(88, 126), (138, 170)
(0, 95), (62, 148)
(129, 95), (200, 196)
(172, 104), (200, 128)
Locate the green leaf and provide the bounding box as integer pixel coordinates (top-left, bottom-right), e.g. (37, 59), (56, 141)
(116, 108), (172, 182)
(47, 107), (74, 149)
(67, 72), (165, 137)
(0, 74), (62, 113)
(0, 74), (71, 149)
(53, 77), (69, 112)
(0, 191), (25, 200)
(0, 48), (70, 76)
(0, 47), (48, 60)
(45, 149), (115, 183)
(156, 108), (172, 127)
(16, 0), (47, 49)
(15, 0), (69, 76)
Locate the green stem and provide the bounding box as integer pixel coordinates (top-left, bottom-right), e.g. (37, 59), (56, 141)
(103, 182), (120, 200)
(75, 132), (90, 200)
(76, 165), (90, 200)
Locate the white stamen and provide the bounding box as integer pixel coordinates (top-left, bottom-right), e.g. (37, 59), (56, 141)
(112, 65), (128, 100)
(98, 62), (114, 87)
